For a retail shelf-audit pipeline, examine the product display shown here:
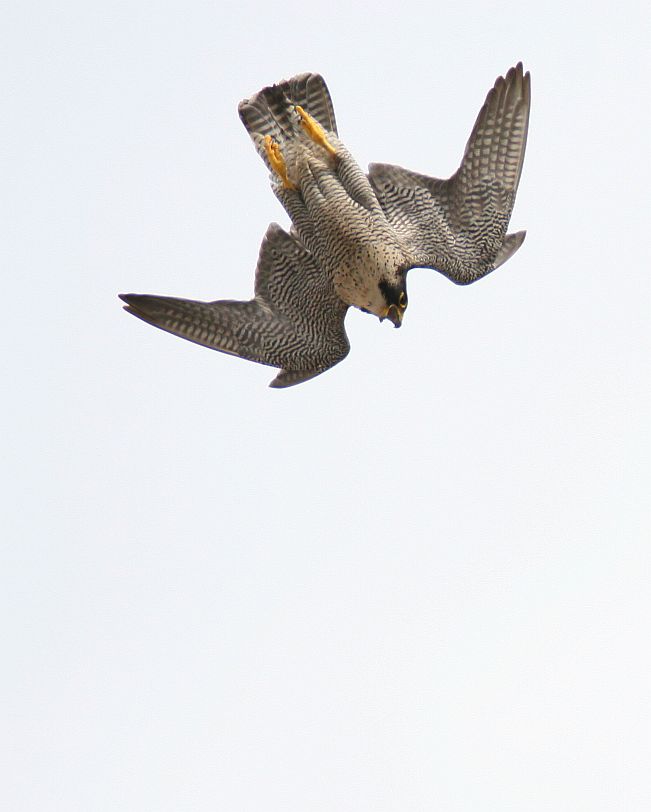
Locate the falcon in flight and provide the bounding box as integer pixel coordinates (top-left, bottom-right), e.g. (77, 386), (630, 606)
(120, 64), (531, 387)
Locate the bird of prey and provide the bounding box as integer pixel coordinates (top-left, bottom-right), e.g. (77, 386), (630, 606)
(120, 64), (530, 388)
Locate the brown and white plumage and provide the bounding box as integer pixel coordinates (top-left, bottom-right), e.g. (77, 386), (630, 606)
(120, 65), (531, 387)
(368, 62), (531, 284)
(120, 224), (349, 388)
(239, 75), (418, 320)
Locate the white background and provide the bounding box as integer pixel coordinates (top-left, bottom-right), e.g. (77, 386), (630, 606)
(3, 1), (650, 809)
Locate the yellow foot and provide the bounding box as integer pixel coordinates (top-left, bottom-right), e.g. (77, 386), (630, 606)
(294, 105), (337, 157)
(263, 135), (297, 190)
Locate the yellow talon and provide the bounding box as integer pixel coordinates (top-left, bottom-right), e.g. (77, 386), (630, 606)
(263, 134), (296, 190)
(294, 105), (337, 156)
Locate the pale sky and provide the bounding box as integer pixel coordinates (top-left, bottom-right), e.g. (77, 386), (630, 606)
(3, 1), (650, 810)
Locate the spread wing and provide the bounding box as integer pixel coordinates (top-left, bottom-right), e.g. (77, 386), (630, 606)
(368, 63), (531, 284)
(120, 224), (349, 388)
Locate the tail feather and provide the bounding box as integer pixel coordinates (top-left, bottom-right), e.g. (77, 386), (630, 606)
(238, 73), (337, 165)
(239, 83), (298, 147)
(284, 73), (337, 135)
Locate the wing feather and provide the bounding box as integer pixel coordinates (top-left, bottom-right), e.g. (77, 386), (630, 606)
(120, 224), (349, 387)
(369, 63), (531, 284)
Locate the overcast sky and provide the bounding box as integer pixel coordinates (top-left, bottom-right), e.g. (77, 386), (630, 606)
(3, 1), (650, 810)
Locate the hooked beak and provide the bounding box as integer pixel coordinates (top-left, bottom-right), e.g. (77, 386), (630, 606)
(384, 304), (403, 328)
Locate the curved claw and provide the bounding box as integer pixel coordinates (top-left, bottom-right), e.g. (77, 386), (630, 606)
(295, 105), (337, 156)
(263, 135), (297, 190)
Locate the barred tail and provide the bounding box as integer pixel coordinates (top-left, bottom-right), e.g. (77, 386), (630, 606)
(238, 73), (337, 164)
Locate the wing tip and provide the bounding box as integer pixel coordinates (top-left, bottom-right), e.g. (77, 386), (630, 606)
(119, 292), (157, 318)
(492, 230), (527, 270)
(119, 292), (139, 315)
(269, 367), (326, 388)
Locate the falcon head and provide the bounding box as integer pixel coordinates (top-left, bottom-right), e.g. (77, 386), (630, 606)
(378, 277), (408, 328)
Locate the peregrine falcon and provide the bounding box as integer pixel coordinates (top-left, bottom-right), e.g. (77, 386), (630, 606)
(120, 64), (530, 387)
